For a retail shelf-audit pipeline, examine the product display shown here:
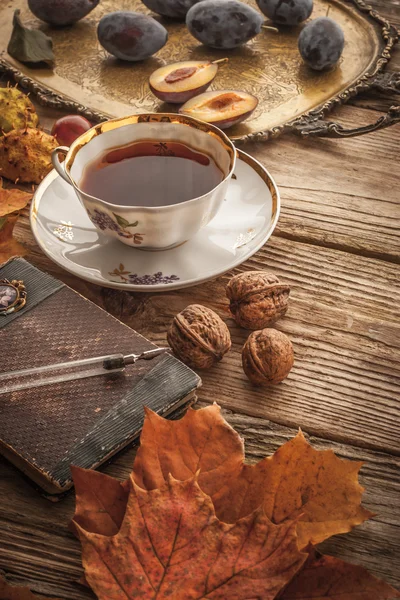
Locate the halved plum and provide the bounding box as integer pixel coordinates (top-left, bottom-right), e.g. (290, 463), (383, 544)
(179, 90), (258, 129)
(149, 59), (226, 104)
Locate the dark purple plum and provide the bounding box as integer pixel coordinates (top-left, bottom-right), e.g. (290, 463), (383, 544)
(256, 0), (313, 26)
(186, 0), (263, 49)
(298, 17), (344, 70)
(141, 0), (204, 19)
(97, 12), (168, 61)
(28, 0), (99, 26)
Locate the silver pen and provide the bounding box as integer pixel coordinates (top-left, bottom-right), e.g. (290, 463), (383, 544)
(0, 347), (169, 395)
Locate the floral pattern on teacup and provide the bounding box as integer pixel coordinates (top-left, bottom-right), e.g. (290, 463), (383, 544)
(88, 209), (144, 244)
(109, 264), (180, 285)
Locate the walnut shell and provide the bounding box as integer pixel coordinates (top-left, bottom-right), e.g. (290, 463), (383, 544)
(226, 271), (290, 330)
(168, 304), (231, 369)
(242, 328), (294, 385)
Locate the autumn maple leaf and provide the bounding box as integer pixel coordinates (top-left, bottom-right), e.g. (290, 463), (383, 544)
(0, 574), (62, 600)
(279, 548), (400, 599)
(73, 405), (371, 548)
(75, 474), (307, 600)
(134, 405), (373, 548)
(71, 407), (399, 600)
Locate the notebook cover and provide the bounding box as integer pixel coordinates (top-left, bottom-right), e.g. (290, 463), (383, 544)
(0, 258), (201, 495)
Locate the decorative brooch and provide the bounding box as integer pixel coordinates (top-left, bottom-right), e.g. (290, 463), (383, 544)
(0, 279), (27, 316)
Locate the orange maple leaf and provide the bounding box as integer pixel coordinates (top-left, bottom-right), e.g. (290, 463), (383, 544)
(72, 405), (372, 549)
(0, 574), (62, 600)
(279, 548), (400, 599)
(0, 214), (27, 263)
(75, 474), (307, 600)
(0, 179), (32, 217)
(135, 405), (373, 548)
(71, 465), (130, 536)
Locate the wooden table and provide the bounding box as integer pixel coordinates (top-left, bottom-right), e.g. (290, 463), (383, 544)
(1, 1), (399, 596)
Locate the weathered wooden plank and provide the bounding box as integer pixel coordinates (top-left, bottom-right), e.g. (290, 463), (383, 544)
(10, 221), (400, 455)
(0, 407), (398, 599)
(247, 104), (400, 262)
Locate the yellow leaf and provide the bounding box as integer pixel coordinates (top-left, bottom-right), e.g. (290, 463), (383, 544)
(0, 179), (32, 217)
(0, 215), (27, 263)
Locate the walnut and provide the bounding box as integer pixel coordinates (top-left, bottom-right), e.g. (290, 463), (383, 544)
(226, 271), (290, 330)
(168, 304), (231, 369)
(242, 328), (294, 385)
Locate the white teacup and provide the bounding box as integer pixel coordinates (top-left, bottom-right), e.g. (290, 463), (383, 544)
(52, 113), (236, 250)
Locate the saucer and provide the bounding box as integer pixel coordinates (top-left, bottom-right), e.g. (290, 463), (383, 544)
(30, 149), (280, 292)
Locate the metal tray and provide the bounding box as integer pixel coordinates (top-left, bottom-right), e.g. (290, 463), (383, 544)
(0, 0), (399, 141)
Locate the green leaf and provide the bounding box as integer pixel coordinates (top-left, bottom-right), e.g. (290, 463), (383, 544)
(7, 10), (54, 67)
(113, 213), (130, 228)
(113, 214), (138, 229)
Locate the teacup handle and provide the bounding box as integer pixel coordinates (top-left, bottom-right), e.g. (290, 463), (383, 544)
(52, 147), (71, 184)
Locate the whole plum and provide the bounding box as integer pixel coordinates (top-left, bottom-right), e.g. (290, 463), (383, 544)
(28, 0), (99, 26)
(186, 0), (263, 49)
(298, 17), (344, 70)
(141, 0), (204, 19)
(256, 0), (313, 26)
(98, 12), (168, 61)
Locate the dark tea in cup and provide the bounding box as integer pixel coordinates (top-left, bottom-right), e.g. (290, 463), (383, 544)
(79, 140), (224, 207)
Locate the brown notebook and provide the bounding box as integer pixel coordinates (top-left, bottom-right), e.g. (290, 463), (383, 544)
(0, 258), (201, 496)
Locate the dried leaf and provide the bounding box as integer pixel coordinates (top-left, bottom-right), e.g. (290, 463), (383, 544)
(134, 404), (244, 496)
(134, 406), (373, 548)
(0, 214), (27, 263)
(7, 10), (54, 67)
(72, 405), (372, 549)
(212, 429), (374, 549)
(0, 574), (62, 599)
(280, 548), (400, 599)
(71, 404), (243, 536)
(76, 474), (307, 600)
(70, 465), (129, 537)
(0, 180), (32, 217)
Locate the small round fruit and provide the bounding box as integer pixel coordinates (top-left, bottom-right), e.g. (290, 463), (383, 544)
(242, 328), (294, 385)
(28, 0), (99, 26)
(149, 60), (221, 104)
(186, 0), (263, 49)
(298, 17), (344, 70)
(51, 115), (92, 146)
(141, 0), (204, 20)
(179, 90), (258, 129)
(256, 0), (313, 26)
(98, 12), (168, 62)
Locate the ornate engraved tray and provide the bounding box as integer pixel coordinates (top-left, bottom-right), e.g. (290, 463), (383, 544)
(0, 0), (398, 141)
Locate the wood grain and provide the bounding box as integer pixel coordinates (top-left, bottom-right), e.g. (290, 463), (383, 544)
(0, 407), (398, 599)
(13, 216), (400, 455)
(0, 1), (399, 596)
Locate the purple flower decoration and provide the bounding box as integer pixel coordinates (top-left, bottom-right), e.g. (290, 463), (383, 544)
(128, 272), (180, 285)
(88, 209), (120, 233)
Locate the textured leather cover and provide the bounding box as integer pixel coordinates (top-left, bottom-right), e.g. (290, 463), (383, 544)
(0, 259), (200, 495)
